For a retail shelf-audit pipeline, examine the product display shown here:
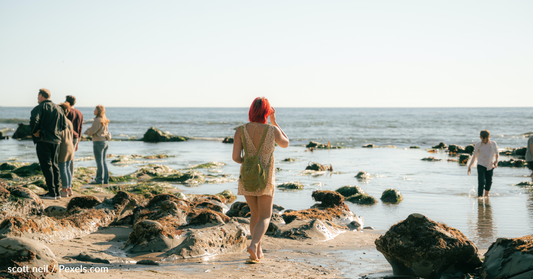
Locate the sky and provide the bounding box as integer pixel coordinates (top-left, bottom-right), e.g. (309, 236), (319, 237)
(0, 0), (532, 108)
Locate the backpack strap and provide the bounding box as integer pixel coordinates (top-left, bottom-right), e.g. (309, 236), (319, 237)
(255, 124), (270, 155)
(241, 125), (249, 157)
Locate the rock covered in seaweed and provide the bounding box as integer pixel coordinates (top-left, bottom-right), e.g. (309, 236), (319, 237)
(481, 235), (533, 279)
(375, 213), (481, 278)
(305, 162), (332, 171)
(142, 127), (187, 142)
(0, 237), (59, 277)
(355, 171), (372, 179)
(498, 159), (527, 167)
(336, 185), (364, 197)
(381, 189), (403, 203)
(277, 181), (304, 190)
(432, 142), (447, 149)
(346, 193), (377, 205)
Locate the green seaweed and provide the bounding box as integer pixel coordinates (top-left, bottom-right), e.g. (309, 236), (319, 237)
(336, 185), (365, 197)
(277, 181), (304, 190)
(346, 193), (377, 205)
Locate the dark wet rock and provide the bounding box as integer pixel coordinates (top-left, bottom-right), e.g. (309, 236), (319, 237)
(422, 157), (443, 162)
(73, 252), (111, 264)
(0, 162), (26, 171)
(222, 137), (233, 144)
(362, 143), (374, 148)
(514, 181), (533, 187)
(157, 170), (205, 185)
(162, 220), (247, 259)
(312, 190), (345, 208)
(0, 172), (17, 179)
(214, 189), (237, 204)
(348, 220), (364, 231)
(481, 235), (533, 279)
(448, 144), (474, 155)
(67, 196), (102, 211)
(277, 181), (304, 190)
(137, 259), (160, 265)
(275, 219), (344, 240)
(226, 202), (250, 218)
(12, 163), (42, 177)
(410, 146), (420, 149)
(464, 145), (475, 154)
(187, 209), (229, 226)
(305, 162), (332, 171)
(272, 204), (285, 214)
(498, 159), (527, 168)
(192, 199), (227, 214)
(44, 206), (67, 218)
(146, 194), (188, 210)
(355, 171), (372, 179)
(381, 189), (403, 204)
(346, 193), (377, 205)
(283, 158), (296, 162)
(500, 146), (528, 157)
(336, 185), (364, 197)
(143, 127), (186, 142)
(432, 142), (447, 149)
(12, 123), (32, 139)
(0, 237), (58, 277)
(305, 141), (342, 149)
(375, 213), (482, 278)
(363, 226), (374, 230)
(459, 154), (471, 165)
(124, 219), (184, 253)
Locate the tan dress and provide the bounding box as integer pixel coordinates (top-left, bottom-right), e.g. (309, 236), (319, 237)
(238, 124), (276, 197)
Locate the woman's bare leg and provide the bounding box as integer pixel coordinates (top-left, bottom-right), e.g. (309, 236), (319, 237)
(245, 195), (273, 260)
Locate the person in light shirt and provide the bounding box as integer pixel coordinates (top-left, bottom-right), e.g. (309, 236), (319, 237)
(467, 130), (499, 197)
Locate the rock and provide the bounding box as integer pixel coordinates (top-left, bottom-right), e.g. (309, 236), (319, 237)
(459, 154), (471, 165)
(381, 189), (403, 203)
(124, 219), (184, 253)
(214, 189), (237, 204)
(12, 163), (42, 177)
(281, 207), (353, 225)
(162, 220), (247, 259)
(464, 145), (475, 154)
(305, 141), (342, 149)
(4, 185), (45, 216)
(67, 196), (102, 211)
(12, 123), (32, 139)
(222, 137), (233, 144)
(226, 202), (250, 218)
(0, 186), (9, 203)
(275, 219), (343, 240)
(448, 144), (462, 153)
(311, 190), (345, 208)
(142, 127), (187, 142)
(346, 193), (377, 205)
(421, 157), (443, 162)
(363, 226), (374, 230)
(187, 209), (229, 226)
(305, 162), (332, 171)
(481, 235), (533, 279)
(362, 143), (374, 148)
(498, 159), (527, 168)
(283, 158), (296, 162)
(500, 146), (528, 157)
(44, 206), (67, 218)
(432, 142), (447, 149)
(137, 259), (159, 265)
(355, 171), (372, 179)
(0, 128), (12, 138)
(410, 146), (420, 149)
(0, 162), (26, 171)
(514, 181), (533, 187)
(0, 237), (58, 276)
(336, 185), (365, 197)
(73, 252), (111, 264)
(277, 181), (304, 190)
(190, 162), (225, 169)
(158, 170), (205, 185)
(375, 213), (482, 278)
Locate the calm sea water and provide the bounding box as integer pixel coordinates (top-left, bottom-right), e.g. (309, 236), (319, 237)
(1, 107), (532, 251)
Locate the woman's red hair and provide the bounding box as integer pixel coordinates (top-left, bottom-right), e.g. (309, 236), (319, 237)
(248, 97), (272, 124)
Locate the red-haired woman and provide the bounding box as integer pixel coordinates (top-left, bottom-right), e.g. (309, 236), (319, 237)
(232, 97), (289, 263)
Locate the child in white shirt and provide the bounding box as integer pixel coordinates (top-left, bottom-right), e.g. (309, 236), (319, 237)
(467, 130), (499, 197)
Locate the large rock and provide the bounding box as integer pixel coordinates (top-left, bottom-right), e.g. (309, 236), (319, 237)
(226, 202), (250, 218)
(481, 235), (533, 279)
(142, 127), (186, 142)
(311, 190), (346, 208)
(11, 123), (32, 140)
(375, 213), (482, 278)
(0, 237), (59, 277)
(67, 196), (102, 211)
(162, 219), (247, 259)
(380, 189), (403, 203)
(2, 185), (45, 216)
(12, 163), (42, 177)
(124, 219), (184, 253)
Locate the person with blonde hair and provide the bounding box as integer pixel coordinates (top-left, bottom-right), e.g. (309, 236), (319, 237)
(232, 97), (289, 263)
(58, 102), (74, 197)
(84, 105), (111, 185)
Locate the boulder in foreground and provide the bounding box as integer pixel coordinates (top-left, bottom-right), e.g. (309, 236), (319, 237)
(375, 213), (481, 278)
(481, 235), (533, 279)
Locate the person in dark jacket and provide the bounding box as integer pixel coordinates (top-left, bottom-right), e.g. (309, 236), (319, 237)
(30, 88), (67, 200)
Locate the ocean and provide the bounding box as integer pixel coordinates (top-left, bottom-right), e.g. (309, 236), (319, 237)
(1, 107), (532, 250)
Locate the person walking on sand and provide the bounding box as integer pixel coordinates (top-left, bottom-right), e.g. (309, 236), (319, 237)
(65, 95), (83, 180)
(58, 103), (74, 197)
(467, 130), (499, 197)
(30, 89), (67, 200)
(84, 105), (111, 185)
(525, 133), (533, 180)
(232, 97), (289, 263)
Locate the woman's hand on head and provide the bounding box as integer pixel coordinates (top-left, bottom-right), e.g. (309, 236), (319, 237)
(269, 107), (277, 125)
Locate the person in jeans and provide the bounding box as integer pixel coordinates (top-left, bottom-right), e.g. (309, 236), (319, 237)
(84, 105), (110, 185)
(526, 134), (533, 179)
(30, 89), (67, 200)
(65, 95), (83, 180)
(58, 103), (74, 197)
(467, 130), (499, 197)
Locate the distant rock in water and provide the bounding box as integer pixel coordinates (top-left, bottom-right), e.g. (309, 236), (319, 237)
(421, 157), (443, 162)
(362, 143), (374, 148)
(305, 162), (332, 171)
(432, 142), (447, 149)
(277, 181), (304, 190)
(499, 146), (527, 156)
(222, 137), (233, 144)
(380, 189), (402, 203)
(355, 171), (372, 179)
(409, 146), (420, 149)
(143, 127), (186, 142)
(305, 141), (342, 149)
(375, 213), (482, 278)
(12, 123), (32, 140)
(448, 144), (474, 155)
(482, 235), (533, 279)
(498, 159), (527, 168)
(459, 154), (471, 165)
(336, 185), (364, 197)
(346, 193), (377, 205)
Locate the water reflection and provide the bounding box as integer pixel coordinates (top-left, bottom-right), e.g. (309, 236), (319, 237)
(476, 198), (495, 248)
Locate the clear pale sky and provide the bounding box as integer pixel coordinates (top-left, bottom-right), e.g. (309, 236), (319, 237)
(1, 1), (532, 107)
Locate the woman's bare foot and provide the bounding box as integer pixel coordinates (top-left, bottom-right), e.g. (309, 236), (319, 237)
(258, 242), (264, 259)
(247, 245), (258, 261)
